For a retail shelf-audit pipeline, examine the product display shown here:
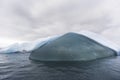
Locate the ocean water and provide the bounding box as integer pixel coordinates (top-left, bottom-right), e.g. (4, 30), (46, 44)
(0, 53), (120, 80)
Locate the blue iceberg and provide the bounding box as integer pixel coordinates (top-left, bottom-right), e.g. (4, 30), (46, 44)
(29, 31), (120, 61)
(0, 31), (119, 61)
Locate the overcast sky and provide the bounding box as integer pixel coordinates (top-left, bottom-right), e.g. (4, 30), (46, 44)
(0, 0), (120, 47)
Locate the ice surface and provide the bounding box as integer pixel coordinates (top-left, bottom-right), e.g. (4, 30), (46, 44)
(30, 32), (117, 61)
(0, 35), (60, 53)
(0, 43), (20, 53)
(79, 31), (120, 55)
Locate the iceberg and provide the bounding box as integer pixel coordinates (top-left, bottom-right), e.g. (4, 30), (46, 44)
(0, 35), (60, 53)
(0, 31), (120, 61)
(0, 43), (21, 53)
(29, 31), (120, 61)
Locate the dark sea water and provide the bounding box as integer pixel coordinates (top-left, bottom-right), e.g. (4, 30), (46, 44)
(0, 53), (120, 80)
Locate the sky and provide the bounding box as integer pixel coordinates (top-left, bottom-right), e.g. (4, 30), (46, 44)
(0, 0), (120, 47)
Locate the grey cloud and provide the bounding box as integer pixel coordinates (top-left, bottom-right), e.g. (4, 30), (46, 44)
(0, 0), (120, 47)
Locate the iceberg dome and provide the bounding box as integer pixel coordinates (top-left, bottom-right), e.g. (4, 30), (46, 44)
(29, 32), (119, 61)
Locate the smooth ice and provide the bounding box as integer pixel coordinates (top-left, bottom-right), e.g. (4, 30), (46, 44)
(29, 31), (119, 61)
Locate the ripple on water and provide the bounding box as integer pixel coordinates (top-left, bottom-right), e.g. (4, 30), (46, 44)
(0, 53), (120, 80)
